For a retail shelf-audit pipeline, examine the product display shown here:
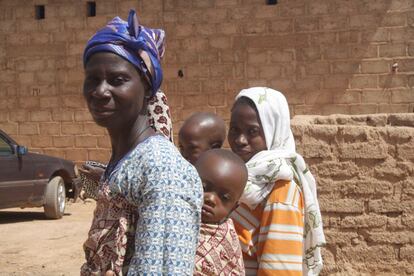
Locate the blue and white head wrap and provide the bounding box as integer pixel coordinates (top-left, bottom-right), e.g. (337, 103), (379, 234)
(83, 10), (165, 96)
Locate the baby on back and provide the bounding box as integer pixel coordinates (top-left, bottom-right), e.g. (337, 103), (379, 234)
(179, 112), (247, 275)
(179, 112), (226, 165)
(194, 149), (247, 275)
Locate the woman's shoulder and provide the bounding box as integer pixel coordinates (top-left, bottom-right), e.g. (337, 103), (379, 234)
(267, 179), (304, 210)
(131, 135), (176, 159)
(117, 135), (201, 195)
(134, 135), (198, 176)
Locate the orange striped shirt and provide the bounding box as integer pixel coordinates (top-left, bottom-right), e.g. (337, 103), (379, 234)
(231, 180), (304, 276)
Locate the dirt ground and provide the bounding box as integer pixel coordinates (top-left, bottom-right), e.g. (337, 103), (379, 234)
(0, 200), (96, 276)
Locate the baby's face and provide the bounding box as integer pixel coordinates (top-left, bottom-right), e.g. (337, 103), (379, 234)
(179, 128), (223, 165)
(196, 156), (245, 224)
(201, 180), (240, 224)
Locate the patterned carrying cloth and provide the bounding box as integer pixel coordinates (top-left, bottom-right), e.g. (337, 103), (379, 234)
(83, 9), (165, 96)
(81, 180), (136, 276)
(194, 219), (245, 276)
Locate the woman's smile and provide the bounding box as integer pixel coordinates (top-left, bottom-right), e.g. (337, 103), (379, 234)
(90, 107), (116, 114)
(232, 148), (252, 160)
(89, 106), (116, 120)
(233, 147), (251, 155)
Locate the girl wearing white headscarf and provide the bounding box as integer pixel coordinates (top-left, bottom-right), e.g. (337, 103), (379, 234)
(228, 87), (325, 276)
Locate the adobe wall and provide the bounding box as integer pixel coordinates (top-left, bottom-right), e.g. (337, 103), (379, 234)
(0, 0), (413, 161)
(291, 113), (414, 275)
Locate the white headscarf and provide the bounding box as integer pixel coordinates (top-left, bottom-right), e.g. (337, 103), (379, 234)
(235, 87), (326, 276)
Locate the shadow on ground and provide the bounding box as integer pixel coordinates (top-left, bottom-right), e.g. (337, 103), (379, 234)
(0, 210), (72, 224)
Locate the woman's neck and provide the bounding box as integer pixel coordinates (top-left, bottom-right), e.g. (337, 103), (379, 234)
(107, 115), (155, 162)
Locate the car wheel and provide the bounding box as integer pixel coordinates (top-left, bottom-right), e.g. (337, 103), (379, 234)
(44, 176), (66, 219)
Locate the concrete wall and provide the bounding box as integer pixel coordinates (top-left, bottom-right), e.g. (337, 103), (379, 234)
(292, 113), (414, 275)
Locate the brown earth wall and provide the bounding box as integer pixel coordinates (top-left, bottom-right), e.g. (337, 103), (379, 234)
(0, 0), (413, 161)
(291, 113), (414, 275)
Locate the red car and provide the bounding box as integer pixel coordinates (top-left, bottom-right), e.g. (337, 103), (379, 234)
(0, 129), (80, 219)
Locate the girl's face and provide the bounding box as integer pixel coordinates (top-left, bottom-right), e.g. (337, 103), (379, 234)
(228, 100), (267, 163)
(83, 52), (149, 130)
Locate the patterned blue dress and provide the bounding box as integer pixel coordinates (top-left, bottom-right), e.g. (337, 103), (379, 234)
(109, 135), (203, 275)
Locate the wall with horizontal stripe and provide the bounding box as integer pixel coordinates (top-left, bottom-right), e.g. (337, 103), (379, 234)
(292, 113), (414, 275)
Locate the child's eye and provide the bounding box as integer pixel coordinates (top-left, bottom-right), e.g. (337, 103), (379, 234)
(190, 146), (200, 153)
(210, 142), (222, 149)
(221, 193), (231, 201)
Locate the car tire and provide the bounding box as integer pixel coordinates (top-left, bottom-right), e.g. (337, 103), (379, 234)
(44, 176), (66, 219)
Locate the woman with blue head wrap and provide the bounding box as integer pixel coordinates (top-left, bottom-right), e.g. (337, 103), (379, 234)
(83, 9), (165, 96)
(81, 10), (203, 276)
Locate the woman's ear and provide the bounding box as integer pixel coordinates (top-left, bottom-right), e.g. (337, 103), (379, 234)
(137, 67), (152, 97)
(144, 83), (151, 97)
(139, 95), (149, 115)
(138, 71), (152, 115)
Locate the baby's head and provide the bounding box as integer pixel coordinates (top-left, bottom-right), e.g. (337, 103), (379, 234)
(178, 112), (226, 164)
(195, 149), (248, 224)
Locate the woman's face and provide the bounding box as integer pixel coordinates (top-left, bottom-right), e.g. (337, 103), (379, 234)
(83, 52), (148, 129)
(228, 100), (267, 163)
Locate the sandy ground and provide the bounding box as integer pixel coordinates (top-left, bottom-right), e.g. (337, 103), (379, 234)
(0, 200), (96, 276)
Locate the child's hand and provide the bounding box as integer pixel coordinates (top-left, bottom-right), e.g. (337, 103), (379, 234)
(79, 164), (105, 182)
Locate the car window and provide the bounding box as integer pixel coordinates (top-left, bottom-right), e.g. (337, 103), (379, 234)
(0, 136), (13, 156)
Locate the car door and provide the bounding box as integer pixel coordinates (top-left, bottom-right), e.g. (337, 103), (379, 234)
(0, 135), (34, 209)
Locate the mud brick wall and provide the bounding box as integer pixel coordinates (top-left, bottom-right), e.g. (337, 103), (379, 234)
(0, 0), (413, 162)
(154, 0), (414, 122)
(291, 113), (414, 275)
